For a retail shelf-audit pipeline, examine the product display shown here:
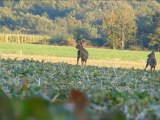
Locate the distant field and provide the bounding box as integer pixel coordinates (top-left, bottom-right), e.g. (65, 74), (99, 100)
(0, 43), (160, 70)
(0, 43), (159, 62)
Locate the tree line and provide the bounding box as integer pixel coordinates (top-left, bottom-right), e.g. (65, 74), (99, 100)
(0, 0), (160, 50)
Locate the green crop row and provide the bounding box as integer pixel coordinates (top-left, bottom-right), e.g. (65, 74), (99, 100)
(0, 59), (160, 119)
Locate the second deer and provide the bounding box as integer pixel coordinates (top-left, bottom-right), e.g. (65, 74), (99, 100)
(76, 41), (88, 66)
(144, 50), (157, 71)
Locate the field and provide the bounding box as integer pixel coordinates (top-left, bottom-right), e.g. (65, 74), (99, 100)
(0, 58), (160, 120)
(0, 43), (160, 120)
(0, 43), (160, 69)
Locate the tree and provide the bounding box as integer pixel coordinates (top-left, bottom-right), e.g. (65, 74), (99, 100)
(0, 26), (12, 33)
(102, 1), (137, 49)
(148, 12), (160, 50)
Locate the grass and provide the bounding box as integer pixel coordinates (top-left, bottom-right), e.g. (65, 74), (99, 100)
(0, 43), (76, 57)
(0, 42), (160, 62)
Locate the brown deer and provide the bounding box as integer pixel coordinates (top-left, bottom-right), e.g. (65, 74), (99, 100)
(76, 41), (88, 66)
(144, 50), (157, 71)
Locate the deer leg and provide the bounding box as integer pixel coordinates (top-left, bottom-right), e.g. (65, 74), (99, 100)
(153, 66), (156, 71)
(77, 57), (80, 65)
(77, 50), (80, 65)
(144, 64), (148, 71)
(81, 59), (84, 66)
(144, 60), (149, 71)
(151, 66), (156, 71)
(84, 60), (87, 66)
(145, 58), (150, 71)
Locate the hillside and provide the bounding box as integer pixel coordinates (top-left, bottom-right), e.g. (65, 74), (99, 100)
(0, 0), (160, 50)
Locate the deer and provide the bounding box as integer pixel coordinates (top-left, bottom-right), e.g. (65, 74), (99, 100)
(75, 41), (88, 66)
(144, 50), (157, 71)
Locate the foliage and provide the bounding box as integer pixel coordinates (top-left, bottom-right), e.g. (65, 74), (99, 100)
(0, 59), (160, 119)
(49, 35), (66, 45)
(148, 12), (160, 50)
(129, 45), (145, 51)
(0, 0), (160, 49)
(102, 1), (137, 49)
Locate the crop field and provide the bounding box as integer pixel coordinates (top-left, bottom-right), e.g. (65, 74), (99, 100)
(0, 34), (50, 44)
(0, 58), (160, 120)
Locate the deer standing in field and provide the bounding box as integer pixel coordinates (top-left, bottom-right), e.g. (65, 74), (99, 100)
(144, 50), (157, 71)
(76, 41), (88, 66)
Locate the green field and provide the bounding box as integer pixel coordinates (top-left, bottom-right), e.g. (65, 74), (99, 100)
(0, 43), (160, 119)
(0, 59), (160, 120)
(0, 43), (160, 62)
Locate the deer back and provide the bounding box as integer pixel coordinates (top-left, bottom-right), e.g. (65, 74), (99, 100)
(148, 51), (157, 67)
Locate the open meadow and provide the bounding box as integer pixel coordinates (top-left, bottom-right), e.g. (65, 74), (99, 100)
(0, 43), (160, 69)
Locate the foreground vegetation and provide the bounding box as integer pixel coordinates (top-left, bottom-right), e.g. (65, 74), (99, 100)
(0, 58), (160, 120)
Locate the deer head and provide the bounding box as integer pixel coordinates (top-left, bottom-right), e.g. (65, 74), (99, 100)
(148, 50), (155, 58)
(76, 41), (83, 49)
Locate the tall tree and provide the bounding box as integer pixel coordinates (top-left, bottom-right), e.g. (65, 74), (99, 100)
(103, 10), (119, 49)
(148, 12), (160, 50)
(102, 1), (137, 49)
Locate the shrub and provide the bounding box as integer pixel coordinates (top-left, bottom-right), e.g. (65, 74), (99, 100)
(49, 35), (66, 45)
(66, 38), (76, 46)
(129, 45), (145, 51)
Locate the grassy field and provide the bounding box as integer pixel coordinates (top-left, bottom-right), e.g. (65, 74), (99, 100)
(0, 43), (160, 62)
